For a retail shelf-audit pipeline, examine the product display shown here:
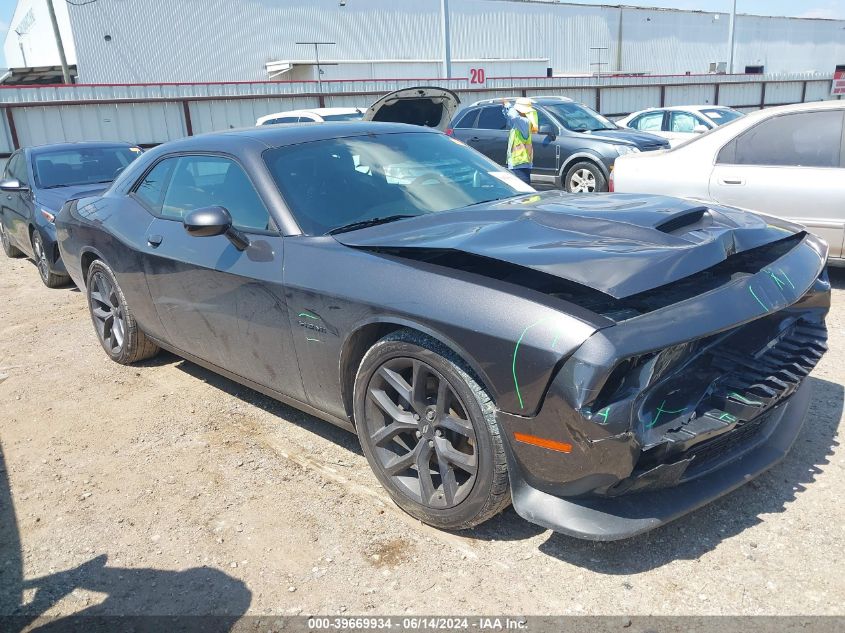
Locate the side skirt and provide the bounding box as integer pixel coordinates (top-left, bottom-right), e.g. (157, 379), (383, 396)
(147, 335), (356, 434)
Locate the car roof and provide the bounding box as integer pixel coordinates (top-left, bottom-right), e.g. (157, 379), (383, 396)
(154, 121), (438, 153)
(258, 107), (364, 119)
(28, 141), (135, 155)
(740, 99), (844, 121)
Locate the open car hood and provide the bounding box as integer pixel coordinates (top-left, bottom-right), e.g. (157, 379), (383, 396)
(363, 86), (461, 131)
(334, 191), (804, 300)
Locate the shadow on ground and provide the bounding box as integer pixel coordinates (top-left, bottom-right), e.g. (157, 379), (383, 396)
(532, 375), (842, 573)
(146, 351), (363, 456)
(0, 439), (252, 632)
(149, 334), (843, 562)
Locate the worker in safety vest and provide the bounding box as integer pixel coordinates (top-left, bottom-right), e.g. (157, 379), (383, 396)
(502, 97), (539, 185)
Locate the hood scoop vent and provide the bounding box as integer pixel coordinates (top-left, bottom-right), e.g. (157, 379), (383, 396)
(656, 207), (708, 234)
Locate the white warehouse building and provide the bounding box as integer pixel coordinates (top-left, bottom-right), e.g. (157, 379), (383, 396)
(3, 0), (845, 84)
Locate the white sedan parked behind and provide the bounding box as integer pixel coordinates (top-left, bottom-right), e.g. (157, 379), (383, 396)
(256, 107), (365, 126)
(612, 100), (845, 263)
(617, 105), (744, 147)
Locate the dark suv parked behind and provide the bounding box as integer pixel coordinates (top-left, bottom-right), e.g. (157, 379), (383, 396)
(449, 97), (670, 192)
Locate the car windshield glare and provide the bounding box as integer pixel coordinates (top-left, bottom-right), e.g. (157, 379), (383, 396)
(701, 108), (744, 125)
(263, 132), (529, 235)
(544, 103), (616, 132)
(34, 146), (140, 189)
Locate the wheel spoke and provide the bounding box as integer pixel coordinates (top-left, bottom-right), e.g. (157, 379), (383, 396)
(411, 360), (429, 412)
(370, 419), (417, 446)
(415, 442), (435, 504)
(91, 305), (111, 321)
(437, 452), (459, 505)
(437, 415), (473, 437)
(434, 378), (451, 416)
(434, 437), (477, 474)
(382, 449), (416, 476)
(378, 366), (412, 406)
(369, 388), (416, 424)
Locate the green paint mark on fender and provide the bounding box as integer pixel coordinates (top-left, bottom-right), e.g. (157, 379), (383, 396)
(512, 319), (548, 410)
(298, 311), (319, 320)
(596, 407), (610, 423)
(718, 412), (738, 423)
(729, 391), (763, 406)
(305, 337), (320, 342)
(748, 286), (768, 312)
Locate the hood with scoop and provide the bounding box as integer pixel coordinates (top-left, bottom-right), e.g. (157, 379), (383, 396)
(363, 87), (461, 131)
(334, 191), (802, 300)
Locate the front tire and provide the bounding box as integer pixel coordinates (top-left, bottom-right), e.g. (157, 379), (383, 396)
(0, 217), (23, 258)
(85, 259), (160, 364)
(31, 231), (70, 288)
(564, 160), (607, 193)
(354, 330), (510, 530)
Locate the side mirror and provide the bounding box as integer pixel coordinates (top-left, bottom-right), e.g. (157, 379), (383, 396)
(538, 124), (557, 138)
(183, 206), (250, 250)
(693, 124), (709, 134)
(0, 178), (29, 192)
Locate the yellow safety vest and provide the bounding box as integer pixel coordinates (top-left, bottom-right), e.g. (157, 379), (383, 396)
(507, 110), (539, 168)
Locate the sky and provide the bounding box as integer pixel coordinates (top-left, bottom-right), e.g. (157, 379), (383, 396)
(0, 0), (842, 68)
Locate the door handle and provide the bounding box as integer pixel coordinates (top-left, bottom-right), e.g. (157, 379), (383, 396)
(468, 136), (482, 142)
(719, 177), (745, 186)
(147, 234), (163, 247)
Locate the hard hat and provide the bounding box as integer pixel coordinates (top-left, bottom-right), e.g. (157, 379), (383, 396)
(514, 97), (534, 114)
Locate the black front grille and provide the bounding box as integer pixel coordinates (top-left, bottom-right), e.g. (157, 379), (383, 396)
(683, 410), (773, 475)
(636, 315), (827, 472)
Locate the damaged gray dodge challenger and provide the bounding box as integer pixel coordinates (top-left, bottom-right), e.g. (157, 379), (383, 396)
(55, 122), (829, 540)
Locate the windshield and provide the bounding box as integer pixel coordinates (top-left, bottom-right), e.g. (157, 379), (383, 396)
(543, 102), (616, 132)
(34, 146), (141, 188)
(264, 132), (532, 235)
(321, 112), (364, 121)
(700, 108), (744, 125)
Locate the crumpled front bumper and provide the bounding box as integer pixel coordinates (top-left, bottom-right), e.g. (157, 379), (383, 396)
(503, 380), (811, 540)
(496, 232), (829, 539)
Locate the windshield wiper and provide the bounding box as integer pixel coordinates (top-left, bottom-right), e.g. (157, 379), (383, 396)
(327, 214), (419, 235)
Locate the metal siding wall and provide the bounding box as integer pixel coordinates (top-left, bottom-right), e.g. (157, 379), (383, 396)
(0, 109), (14, 154)
(664, 84), (716, 107)
(764, 82), (804, 105)
(719, 82), (763, 107)
(13, 102), (185, 146)
(805, 81), (834, 102)
(600, 86), (661, 115)
(61, 0), (845, 83)
(0, 73), (836, 150)
(189, 97), (317, 134)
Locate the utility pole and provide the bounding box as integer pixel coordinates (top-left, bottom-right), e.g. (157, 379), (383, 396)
(727, 0), (737, 74)
(296, 41), (335, 93)
(440, 0), (452, 79)
(46, 0), (72, 84)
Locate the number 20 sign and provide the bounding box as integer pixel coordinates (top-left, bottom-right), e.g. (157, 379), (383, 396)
(469, 68), (486, 85)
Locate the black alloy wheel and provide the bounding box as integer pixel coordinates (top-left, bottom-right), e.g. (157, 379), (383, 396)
(85, 259), (159, 364)
(364, 356), (478, 509)
(355, 331), (510, 530)
(89, 268), (127, 355)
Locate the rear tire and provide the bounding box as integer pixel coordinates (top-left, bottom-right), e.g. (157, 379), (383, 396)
(354, 329), (510, 530)
(85, 259), (160, 364)
(32, 231), (70, 288)
(564, 160), (607, 193)
(0, 217), (23, 258)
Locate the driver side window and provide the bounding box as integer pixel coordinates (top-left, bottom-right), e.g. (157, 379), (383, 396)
(137, 155), (273, 232)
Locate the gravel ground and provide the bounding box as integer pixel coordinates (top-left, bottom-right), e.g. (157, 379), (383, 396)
(0, 252), (842, 622)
